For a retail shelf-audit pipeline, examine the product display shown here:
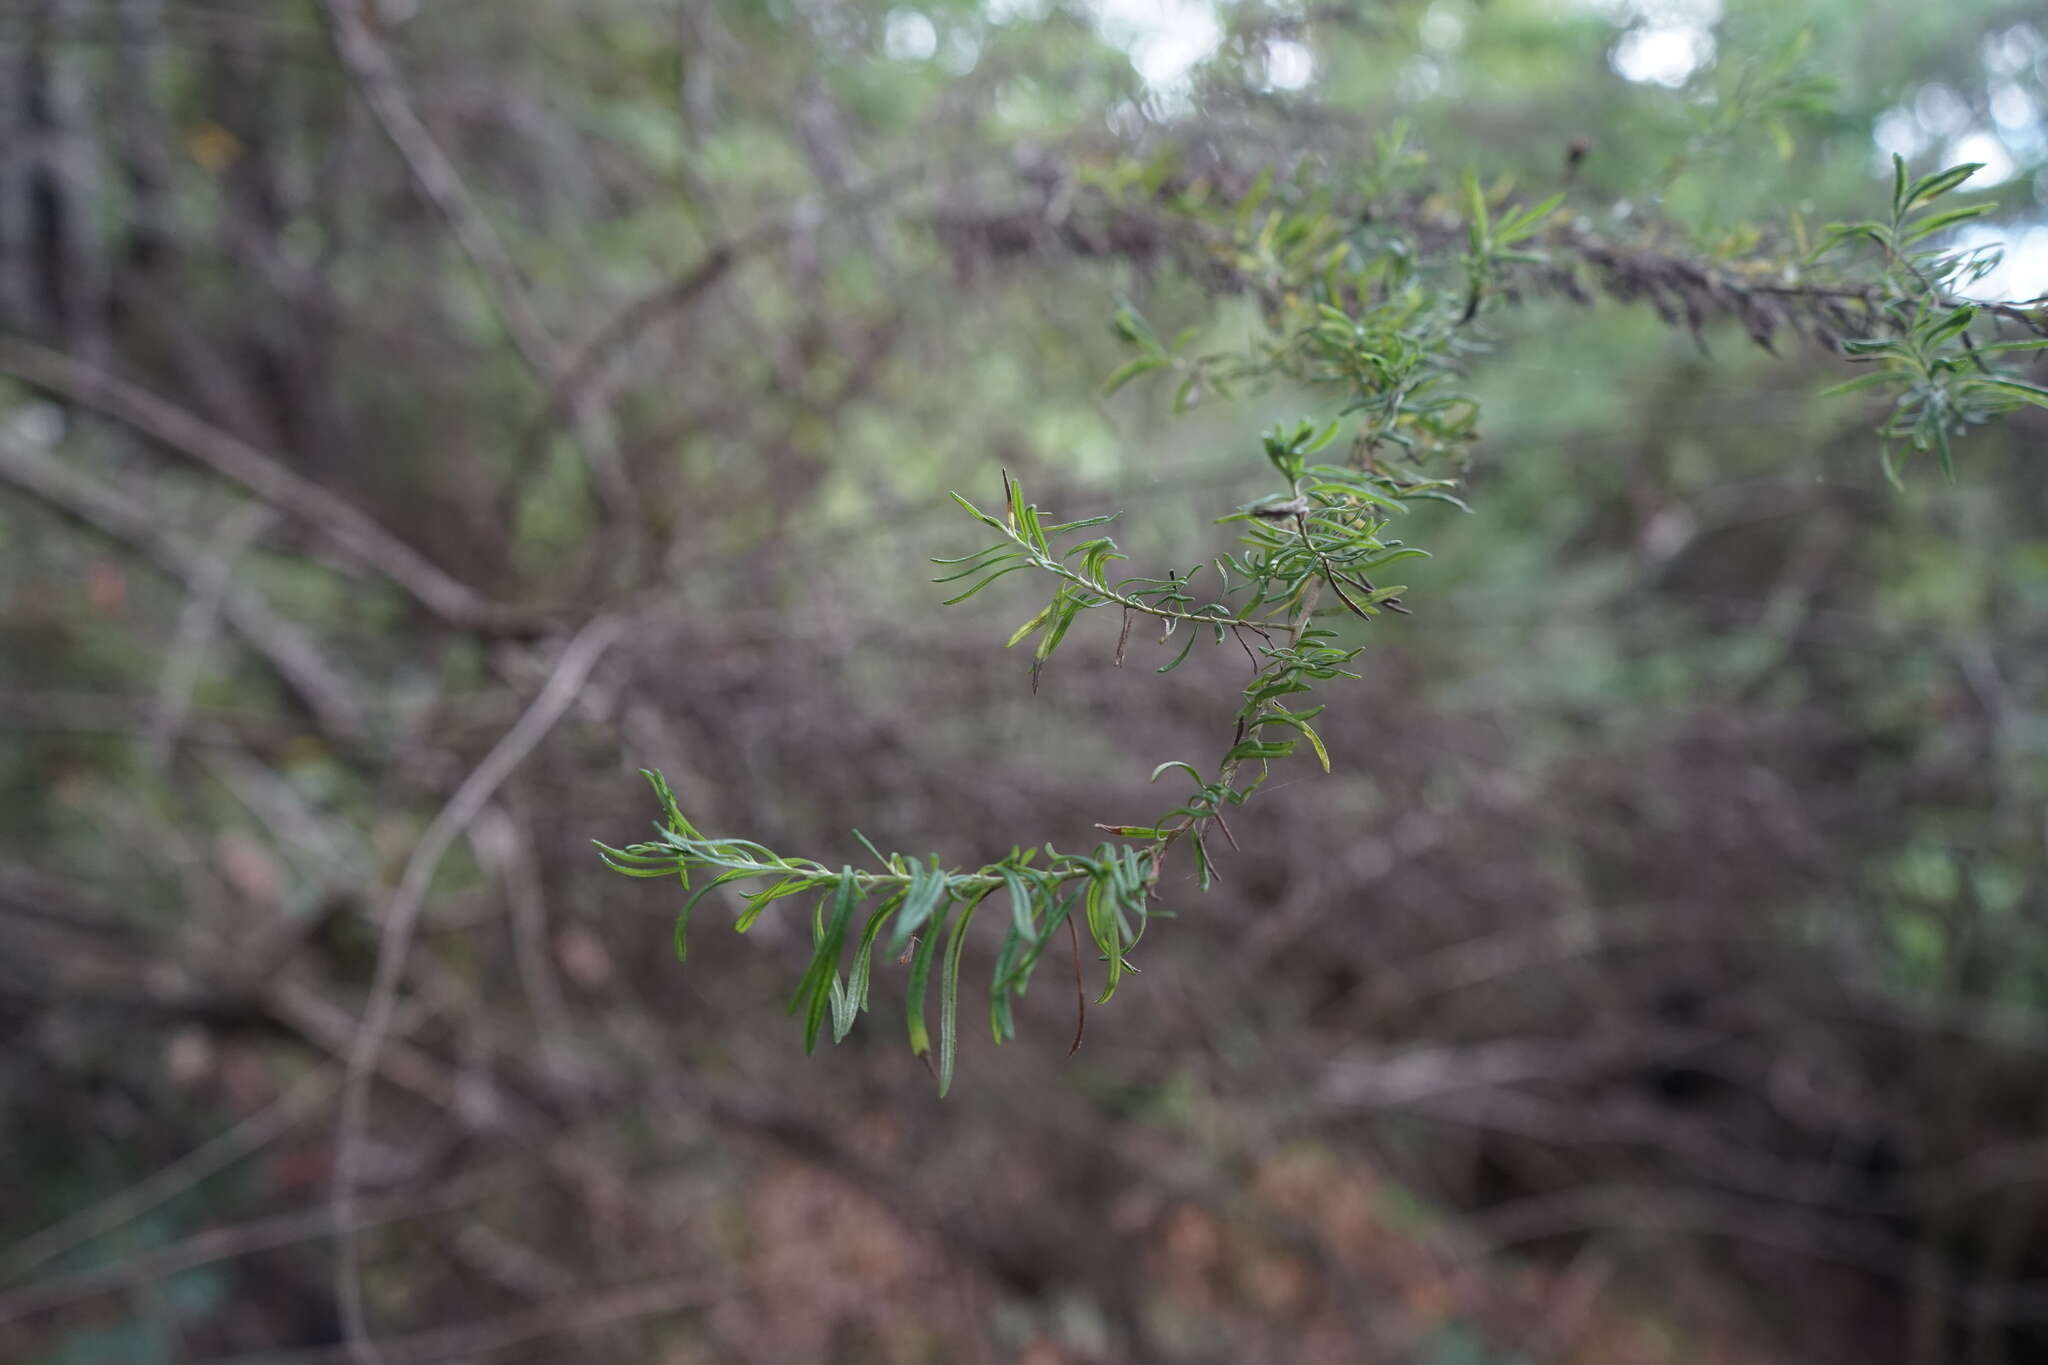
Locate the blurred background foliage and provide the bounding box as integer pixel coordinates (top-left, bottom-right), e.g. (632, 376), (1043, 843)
(2, 1), (2047, 1363)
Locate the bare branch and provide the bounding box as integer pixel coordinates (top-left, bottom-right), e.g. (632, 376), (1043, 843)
(147, 500), (277, 767)
(195, 1272), (749, 1365)
(0, 334), (512, 630)
(317, 0), (641, 549)
(0, 1069), (336, 1282)
(0, 1162), (537, 1327)
(333, 613), (627, 1365)
(0, 427), (373, 744)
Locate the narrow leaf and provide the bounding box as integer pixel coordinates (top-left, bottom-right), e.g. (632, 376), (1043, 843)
(937, 895), (984, 1096)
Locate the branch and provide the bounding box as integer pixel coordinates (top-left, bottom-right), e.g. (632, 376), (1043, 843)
(333, 613), (626, 1365)
(318, 0), (641, 550)
(0, 428), (373, 745)
(146, 501), (277, 767)
(195, 1272), (755, 1365)
(0, 1070), (337, 1282)
(0, 1162), (536, 1328)
(0, 334), (519, 631)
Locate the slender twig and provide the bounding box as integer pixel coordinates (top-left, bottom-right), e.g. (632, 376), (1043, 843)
(147, 501), (276, 768)
(333, 615), (626, 1365)
(0, 428), (372, 745)
(469, 804), (579, 1071)
(0, 1161), (534, 1327)
(318, 0), (639, 550)
(1144, 580), (1324, 891)
(972, 519), (1268, 632)
(0, 334), (515, 630)
(188, 1268), (821, 1365)
(0, 1069), (337, 1283)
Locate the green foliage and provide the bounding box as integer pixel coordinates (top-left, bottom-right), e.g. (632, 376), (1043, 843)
(602, 138), (2044, 1091)
(1816, 155), (2048, 482)
(596, 771), (1150, 1096)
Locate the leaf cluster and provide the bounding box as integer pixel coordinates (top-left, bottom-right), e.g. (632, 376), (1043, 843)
(596, 774), (1154, 1096)
(1816, 156), (2048, 482)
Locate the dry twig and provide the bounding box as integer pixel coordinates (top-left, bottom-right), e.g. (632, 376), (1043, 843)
(332, 614), (626, 1365)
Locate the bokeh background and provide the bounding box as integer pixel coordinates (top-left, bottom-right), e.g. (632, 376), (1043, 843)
(4, 2), (2048, 1362)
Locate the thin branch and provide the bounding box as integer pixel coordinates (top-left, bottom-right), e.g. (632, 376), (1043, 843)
(0, 1069), (337, 1283)
(0, 334), (513, 630)
(0, 1161), (534, 1327)
(1144, 580), (1323, 889)
(194, 1270), (762, 1365)
(333, 613), (627, 1365)
(146, 500), (277, 768)
(469, 803), (579, 1075)
(318, 0), (640, 547)
(0, 428), (372, 745)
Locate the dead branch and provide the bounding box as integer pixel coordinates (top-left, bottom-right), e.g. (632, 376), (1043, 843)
(332, 613), (626, 1365)
(0, 427), (372, 744)
(0, 334), (514, 631)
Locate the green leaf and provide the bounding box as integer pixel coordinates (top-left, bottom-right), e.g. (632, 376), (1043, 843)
(1979, 376), (2048, 409)
(1156, 630), (1199, 673)
(593, 844), (685, 878)
(1006, 601), (1057, 648)
(1463, 170), (1489, 252)
(995, 884), (1081, 995)
(1033, 590), (1083, 677)
(1819, 370), (1903, 398)
(1020, 503), (1050, 555)
(932, 551), (1019, 582)
(1006, 475), (1029, 529)
(1906, 163), (1981, 209)
(990, 921), (1022, 1043)
(1102, 353), (1171, 395)
(1902, 202), (1997, 244)
(1299, 721), (1331, 773)
(1256, 710), (1332, 773)
(642, 769), (695, 839)
(937, 894), (984, 1096)
(940, 563), (1033, 604)
(827, 969), (853, 1042)
(1496, 192), (1562, 244)
(846, 893), (902, 1019)
(1920, 304), (1978, 346)
(889, 859), (949, 953)
(736, 875), (819, 932)
(795, 869), (861, 1054)
(999, 865), (1041, 942)
(946, 490), (1004, 530)
(1879, 441), (1905, 492)
(1084, 872), (1122, 1002)
(905, 901), (947, 1058)
(682, 869), (756, 923)
(851, 829), (891, 869)
(1111, 301), (1158, 347)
